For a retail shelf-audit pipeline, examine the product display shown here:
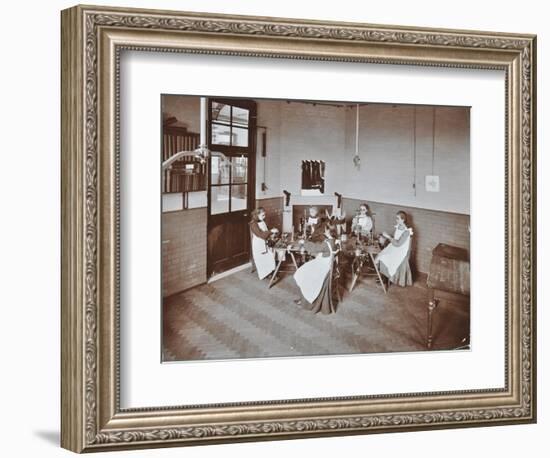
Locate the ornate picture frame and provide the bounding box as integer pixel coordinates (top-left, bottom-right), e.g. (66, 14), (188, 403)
(61, 4), (536, 453)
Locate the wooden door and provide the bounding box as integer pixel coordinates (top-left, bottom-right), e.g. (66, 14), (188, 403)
(207, 98), (256, 277)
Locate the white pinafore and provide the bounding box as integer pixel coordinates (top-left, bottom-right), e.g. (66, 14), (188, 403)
(251, 221), (276, 280)
(354, 215), (373, 233)
(294, 239), (335, 304)
(307, 216), (319, 227)
(376, 225), (413, 277)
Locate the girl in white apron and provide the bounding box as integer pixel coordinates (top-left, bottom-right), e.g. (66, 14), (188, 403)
(293, 223), (338, 314)
(249, 207), (277, 280)
(305, 206), (320, 233)
(375, 210), (414, 287)
(351, 202), (373, 236)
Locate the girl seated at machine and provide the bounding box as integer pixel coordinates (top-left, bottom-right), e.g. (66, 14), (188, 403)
(305, 206), (320, 233)
(293, 222), (339, 314)
(249, 207), (279, 280)
(351, 203), (373, 236)
(375, 210), (414, 287)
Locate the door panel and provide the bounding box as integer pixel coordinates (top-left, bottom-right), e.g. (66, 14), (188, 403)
(207, 213), (250, 275)
(207, 98), (256, 277)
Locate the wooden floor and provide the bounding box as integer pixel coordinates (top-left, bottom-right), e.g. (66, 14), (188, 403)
(163, 267), (470, 362)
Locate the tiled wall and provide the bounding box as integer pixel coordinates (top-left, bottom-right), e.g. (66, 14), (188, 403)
(255, 197), (284, 230)
(162, 199), (282, 297)
(162, 208), (207, 297)
(342, 197), (470, 274)
(161, 196), (468, 295)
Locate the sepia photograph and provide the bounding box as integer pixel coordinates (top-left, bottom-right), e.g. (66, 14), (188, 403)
(56, 2), (537, 452)
(161, 94), (471, 361)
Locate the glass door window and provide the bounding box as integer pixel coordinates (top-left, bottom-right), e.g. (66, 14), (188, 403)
(210, 102), (250, 149)
(209, 154), (248, 214)
(208, 99), (252, 216)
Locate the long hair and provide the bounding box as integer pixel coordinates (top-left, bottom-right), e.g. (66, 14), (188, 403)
(250, 207), (265, 223)
(359, 202), (371, 216)
(396, 210), (408, 225)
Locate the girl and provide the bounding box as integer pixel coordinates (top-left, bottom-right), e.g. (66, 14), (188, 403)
(249, 207), (278, 280)
(351, 203), (373, 236)
(305, 206), (320, 233)
(293, 222), (339, 314)
(375, 210), (414, 287)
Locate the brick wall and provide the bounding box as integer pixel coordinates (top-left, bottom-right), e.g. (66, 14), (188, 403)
(162, 208), (207, 297)
(161, 197), (468, 294)
(163, 199), (282, 297)
(343, 197), (470, 274)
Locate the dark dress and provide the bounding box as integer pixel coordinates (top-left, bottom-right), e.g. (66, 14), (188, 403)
(249, 220), (271, 240)
(296, 238), (337, 315)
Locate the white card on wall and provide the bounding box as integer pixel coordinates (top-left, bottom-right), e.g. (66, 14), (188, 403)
(425, 175), (440, 192)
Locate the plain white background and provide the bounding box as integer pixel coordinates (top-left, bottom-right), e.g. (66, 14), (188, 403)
(0, 0), (546, 456)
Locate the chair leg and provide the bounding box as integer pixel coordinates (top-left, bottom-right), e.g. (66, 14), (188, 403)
(268, 259), (283, 288)
(427, 289), (438, 349)
(427, 300), (438, 349)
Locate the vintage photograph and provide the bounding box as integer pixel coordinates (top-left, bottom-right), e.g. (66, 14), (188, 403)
(161, 95), (471, 361)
